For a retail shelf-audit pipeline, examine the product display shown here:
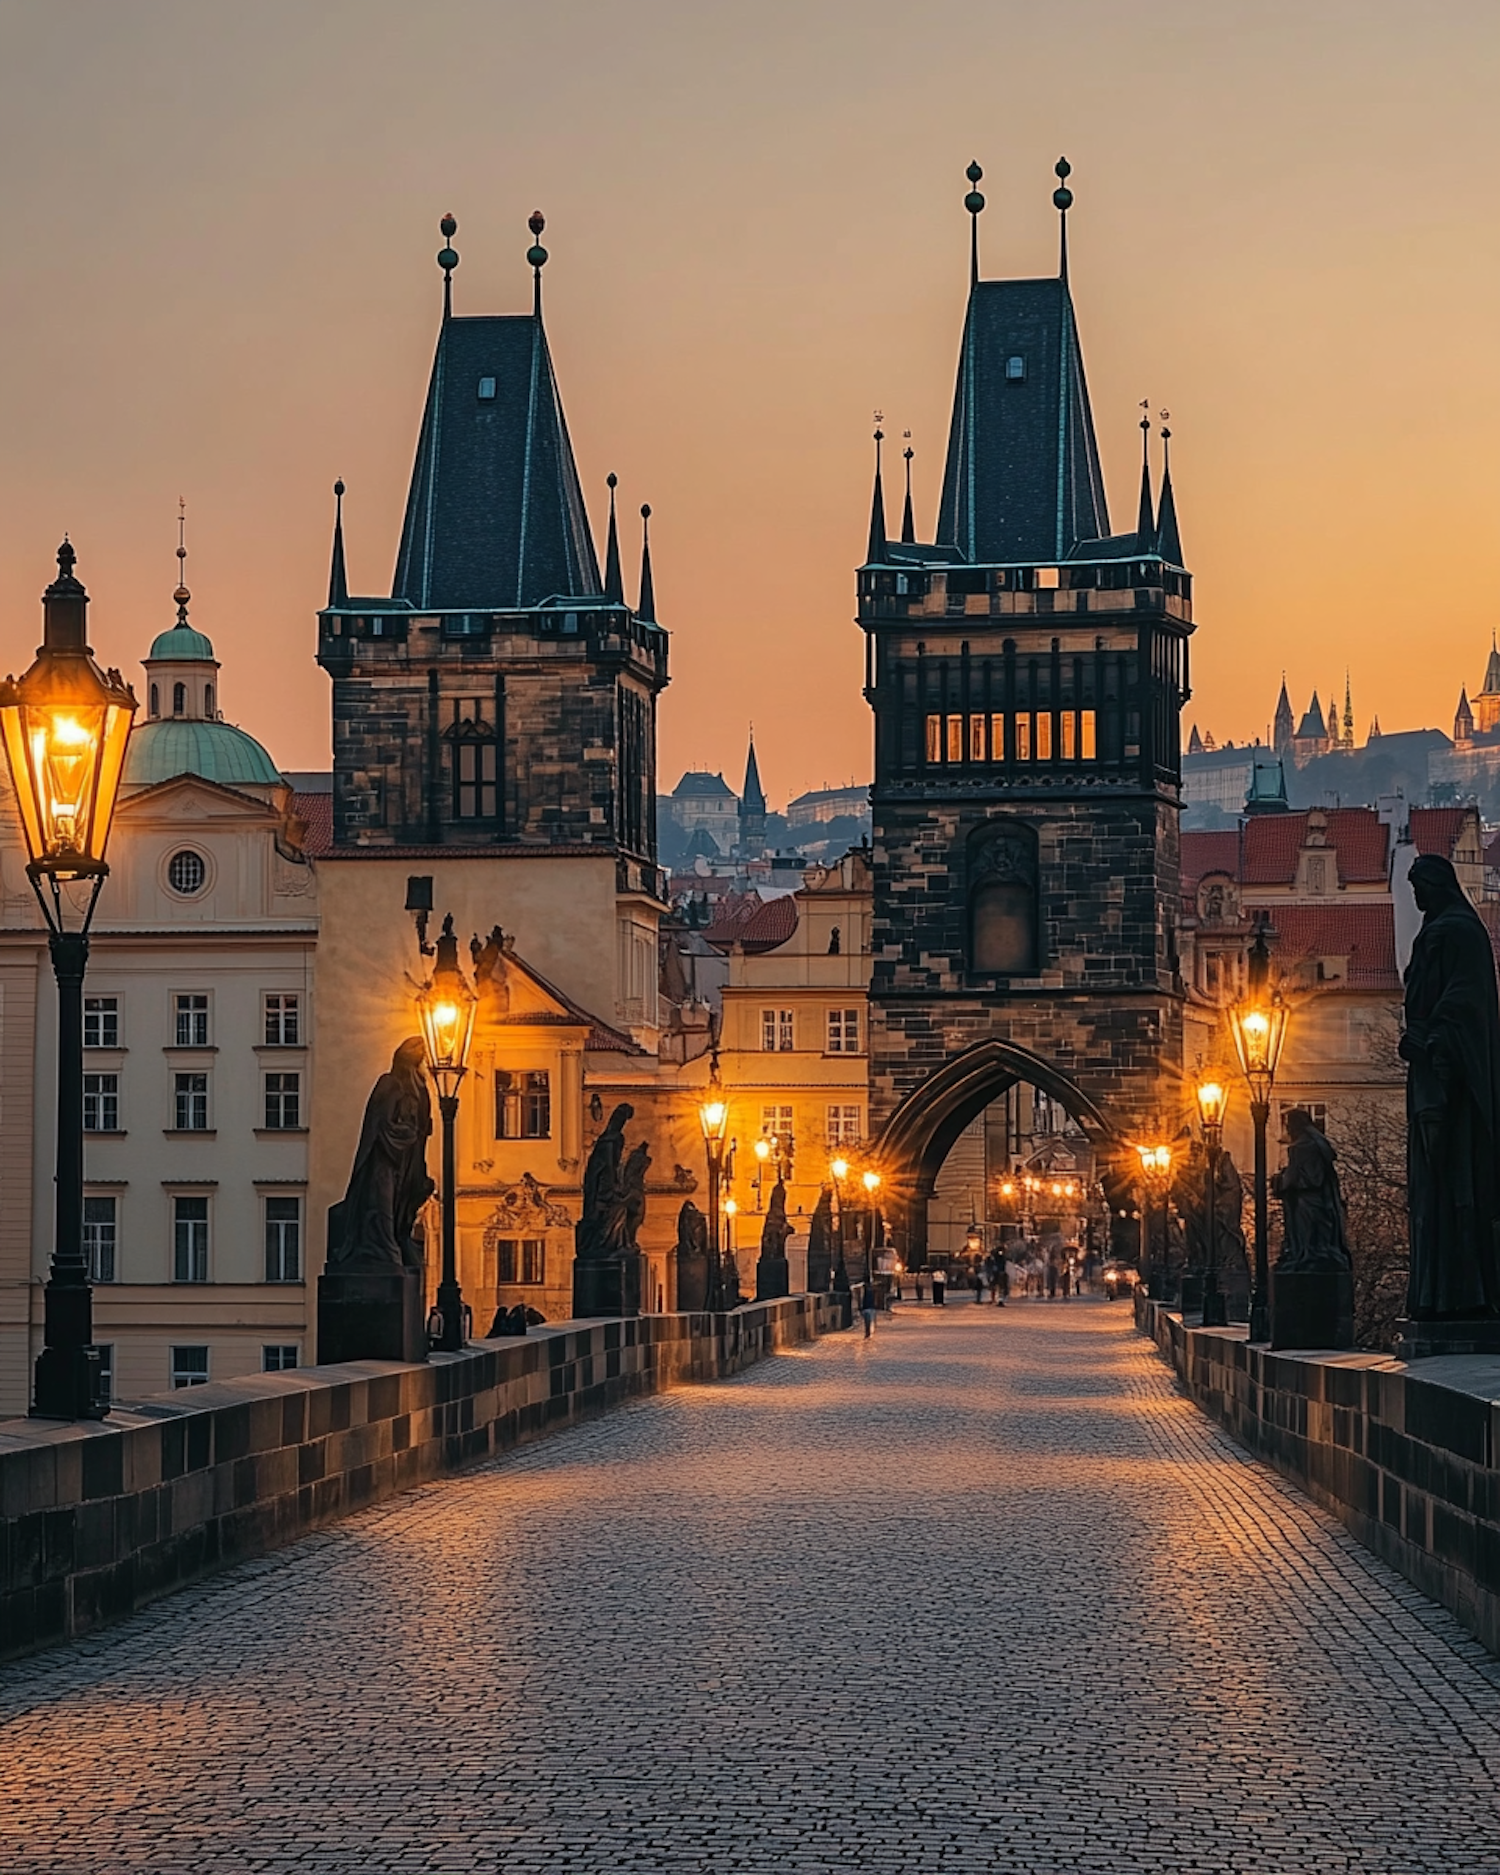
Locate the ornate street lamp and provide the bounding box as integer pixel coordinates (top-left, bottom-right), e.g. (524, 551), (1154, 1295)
(1228, 921), (1289, 1343)
(829, 1157), (852, 1297)
(862, 1168), (881, 1293)
(415, 915), (477, 1352)
(698, 1062), (731, 1302)
(1194, 1078), (1229, 1328)
(1135, 1143), (1174, 1299)
(0, 544), (136, 1418)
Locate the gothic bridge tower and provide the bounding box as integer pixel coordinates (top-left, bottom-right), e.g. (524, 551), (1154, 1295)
(317, 213), (666, 874)
(860, 164), (1192, 1245)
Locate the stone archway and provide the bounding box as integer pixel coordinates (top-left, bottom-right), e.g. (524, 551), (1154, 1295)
(875, 1037), (1125, 1262)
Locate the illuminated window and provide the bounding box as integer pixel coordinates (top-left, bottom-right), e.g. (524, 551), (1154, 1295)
(496, 1069), (551, 1138)
(1015, 715), (1032, 762)
(826, 1105), (863, 1145)
(946, 716), (963, 763)
(990, 713), (1005, 760)
(1036, 713), (1053, 761)
(969, 714), (985, 762)
(1061, 713), (1077, 760)
(1081, 710), (1097, 759)
(925, 715), (941, 763)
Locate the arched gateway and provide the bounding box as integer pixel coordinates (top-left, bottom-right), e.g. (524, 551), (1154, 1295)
(860, 172), (1191, 1255)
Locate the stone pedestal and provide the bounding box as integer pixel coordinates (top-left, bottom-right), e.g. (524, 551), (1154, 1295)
(317, 1267), (426, 1365)
(573, 1254), (645, 1320)
(1393, 1316), (1500, 1360)
(1270, 1267), (1354, 1351)
(1179, 1273), (1204, 1315)
(675, 1249), (709, 1314)
(755, 1251), (790, 1302)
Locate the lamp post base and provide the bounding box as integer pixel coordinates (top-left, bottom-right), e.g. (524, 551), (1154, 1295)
(32, 1341), (106, 1420)
(1201, 1281), (1230, 1328)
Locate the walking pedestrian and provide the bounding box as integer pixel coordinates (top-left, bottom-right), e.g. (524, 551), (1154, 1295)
(861, 1285), (878, 1338)
(997, 1260), (1009, 1308)
(931, 1267), (946, 1306)
(915, 1270), (926, 1303)
(973, 1269), (985, 1304)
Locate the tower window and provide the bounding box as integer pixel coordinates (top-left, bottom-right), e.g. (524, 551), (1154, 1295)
(150, 683), (159, 717)
(477, 376), (496, 399)
(172, 682), (185, 716)
(1005, 355), (1026, 381)
(205, 684), (214, 715)
(167, 850), (207, 895)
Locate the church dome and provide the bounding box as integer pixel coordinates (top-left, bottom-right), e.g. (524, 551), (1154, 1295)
(124, 717), (283, 789)
(147, 623), (216, 662)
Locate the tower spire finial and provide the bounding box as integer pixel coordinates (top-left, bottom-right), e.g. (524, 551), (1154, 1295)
(1135, 400), (1155, 549)
(1053, 157), (1073, 279)
(437, 213), (458, 320)
(637, 503), (656, 621)
(328, 478), (349, 608)
(1155, 410), (1183, 565)
(867, 418), (888, 564)
(901, 431), (916, 544)
(964, 161), (985, 289)
(603, 473), (623, 603)
(173, 497), (192, 624)
(527, 210), (548, 318)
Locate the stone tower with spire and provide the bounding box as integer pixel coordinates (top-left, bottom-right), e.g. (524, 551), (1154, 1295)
(859, 162), (1193, 1242)
(316, 214), (666, 862)
(739, 732), (768, 855)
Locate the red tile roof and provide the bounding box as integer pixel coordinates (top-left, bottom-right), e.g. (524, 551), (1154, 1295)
(1266, 904), (1398, 989)
(1180, 829), (1240, 892)
(291, 791), (333, 857)
(1409, 806), (1467, 857)
(1242, 808), (1388, 886)
(704, 892), (798, 953)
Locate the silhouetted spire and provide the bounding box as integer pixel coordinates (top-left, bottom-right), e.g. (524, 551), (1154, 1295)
(437, 213), (458, 321)
(1274, 676), (1295, 752)
(964, 161), (985, 288)
(1053, 157), (1073, 280)
(603, 473), (623, 603)
(638, 503), (656, 621)
(867, 427), (888, 564)
(174, 498), (193, 624)
(1455, 686), (1474, 743)
(742, 730), (766, 817)
(901, 438), (916, 543)
(527, 210), (548, 318)
(1135, 406), (1155, 550)
(328, 479), (349, 607)
(1156, 419), (1183, 565)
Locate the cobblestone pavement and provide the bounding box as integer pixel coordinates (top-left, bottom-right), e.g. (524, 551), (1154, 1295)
(5, 1301), (1500, 1873)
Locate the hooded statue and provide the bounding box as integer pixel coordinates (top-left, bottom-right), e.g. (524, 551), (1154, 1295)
(1272, 1109), (1351, 1273)
(326, 1037), (434, 1270)
(1400, 853), (1500, 1318)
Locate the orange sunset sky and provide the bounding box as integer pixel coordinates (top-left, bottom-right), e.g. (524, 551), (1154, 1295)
(1, 0), (1497, 803)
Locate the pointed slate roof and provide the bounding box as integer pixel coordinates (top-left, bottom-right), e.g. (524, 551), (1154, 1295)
(742, 736), (766, 817)
(393, 312), (601, 609)
(1297, 693), (1327, 740)
(936, 276), (1110, 563)
(1155, 459), (1183, 566)
(602, 474), (623, 603)
(1481, 641), (1500, 697)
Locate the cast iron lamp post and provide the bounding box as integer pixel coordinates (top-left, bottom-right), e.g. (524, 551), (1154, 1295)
(1228, 923), (1289, 1344)
(829, 1156), (853, 1296)
(1195, 1079), (1229, 1328)
(1135, 1143), (1173, 1299)
(862, 1169), (881, 1294)
(416, 916), (477, 1352)
(699, 1065), (730, 1303)
(0, 544), (136, 1419)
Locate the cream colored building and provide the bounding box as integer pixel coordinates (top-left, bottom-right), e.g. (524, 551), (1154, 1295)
(0, 589), (319, 1414)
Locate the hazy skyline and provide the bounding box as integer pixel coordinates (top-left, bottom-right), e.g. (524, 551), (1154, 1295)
(1, 1), (1497, 801)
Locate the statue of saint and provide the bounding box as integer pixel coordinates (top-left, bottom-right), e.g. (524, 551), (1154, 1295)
(806, 1187), (835, 1292)
(576, 1103), (634, 1262)
(327, 1037), (434, 1270)
(1400, 854), (1500, 1318)
(613, 1142), (651, 1254)
(761, 1180), (793, 1260)
(1170, 1142), (1210, 1268)
(1272, 1109), (1351, 1272)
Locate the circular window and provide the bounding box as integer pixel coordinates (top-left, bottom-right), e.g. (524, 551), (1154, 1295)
(167, 850), (207, 896)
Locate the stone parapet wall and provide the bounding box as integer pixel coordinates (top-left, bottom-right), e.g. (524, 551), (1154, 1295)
(0, 1296), (844, 1661)
(1137, 1297), (1500, 1654)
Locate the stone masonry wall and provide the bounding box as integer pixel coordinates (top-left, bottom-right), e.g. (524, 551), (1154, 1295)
(0, 1296), (843, 1662)
(1138, 1298), (1500, 1655)
(870, 794), (1183, 1132)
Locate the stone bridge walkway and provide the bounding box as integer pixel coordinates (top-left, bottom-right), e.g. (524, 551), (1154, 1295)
(3, 1302), (1500, 1873)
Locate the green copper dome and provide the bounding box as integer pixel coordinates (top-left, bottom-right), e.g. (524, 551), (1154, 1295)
(124, 718), (282, 788)
(147, 623), (216, 661)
